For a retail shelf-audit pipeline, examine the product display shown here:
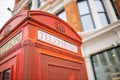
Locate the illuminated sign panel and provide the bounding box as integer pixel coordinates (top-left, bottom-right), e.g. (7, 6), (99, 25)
(38, 30), (78, 53)
(0, 32), (22, 54)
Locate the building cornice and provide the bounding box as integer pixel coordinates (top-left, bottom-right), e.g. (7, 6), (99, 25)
(79, 20), (120, 43)
(80, 20), (120, 56)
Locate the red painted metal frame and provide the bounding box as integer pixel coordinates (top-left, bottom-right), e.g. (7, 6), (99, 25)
(0, 10), (88, 80)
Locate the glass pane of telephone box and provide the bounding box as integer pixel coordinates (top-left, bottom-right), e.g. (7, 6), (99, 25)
(3, 69), (10, 80)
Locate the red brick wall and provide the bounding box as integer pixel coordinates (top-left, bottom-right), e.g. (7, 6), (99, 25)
(65, 1), (83, 32)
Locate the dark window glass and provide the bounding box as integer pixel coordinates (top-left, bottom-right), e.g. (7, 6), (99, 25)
(38, 0), (44, 7)
(0, 72), (2, 79)
(94, 0), (109, 27)
(92, 55), (99, 67)
(110, 0), (120, 19)
(28, 2), (32, 10)
(115, 47), (120, 62)
(56, 10), (66, 22)
(108, 50), (116, 65)
(77, 0), (95, 31)
(91, 46), (120, 80)
(3, 69), (10, 80)
(99, 53), (107, 65)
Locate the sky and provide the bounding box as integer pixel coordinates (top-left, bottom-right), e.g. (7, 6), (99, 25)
(0, 0), (15, 29)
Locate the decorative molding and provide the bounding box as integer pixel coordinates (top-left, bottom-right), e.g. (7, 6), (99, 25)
(82, 20), (120, 43)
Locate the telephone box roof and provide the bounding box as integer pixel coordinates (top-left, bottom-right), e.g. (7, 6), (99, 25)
(0, 10), (82, 42)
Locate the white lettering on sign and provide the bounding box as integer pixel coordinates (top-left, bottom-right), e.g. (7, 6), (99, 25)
(38, 30), (78, 53)
(0, 32), (22, 54)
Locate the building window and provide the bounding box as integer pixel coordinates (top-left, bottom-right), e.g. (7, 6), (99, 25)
(77, 0), (110, 31)
(99, 52), (108, 65)
(77, 0), (95, 31)
(56, 9), (66, 22)
(28, 2), (32, 10)
(94, 0), (109, 27)
(110, 0), (120, 19)
(92, 55), (99, 67)
(3, 69), (10, 80)
(38, 0), (44, 8)
(91, 46), (120, 80)
(0, 72), (2, 79)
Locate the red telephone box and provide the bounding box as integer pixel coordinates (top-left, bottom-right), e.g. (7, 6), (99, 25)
(0, 10), (88, 80)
